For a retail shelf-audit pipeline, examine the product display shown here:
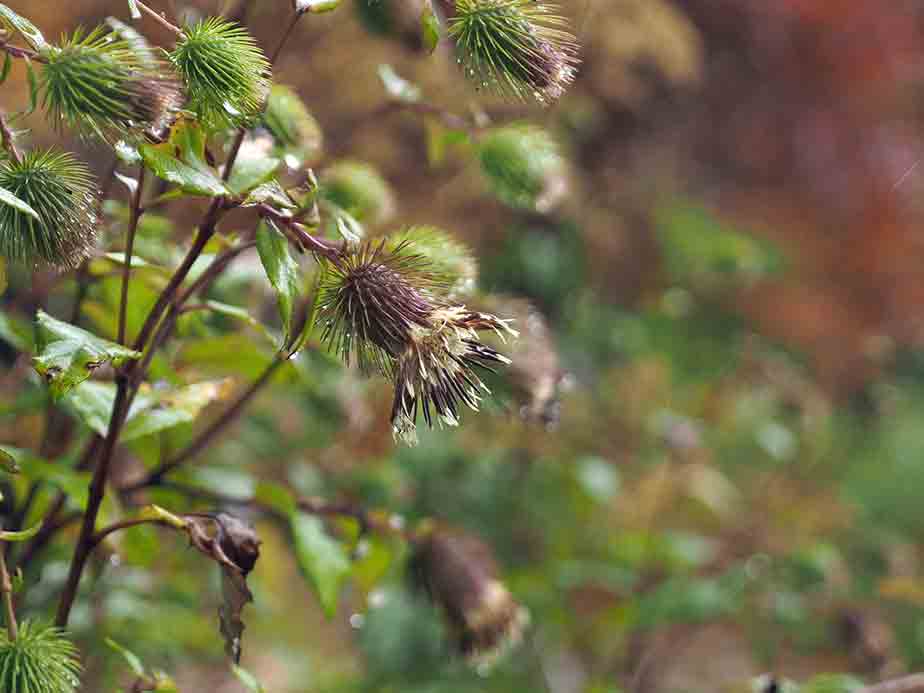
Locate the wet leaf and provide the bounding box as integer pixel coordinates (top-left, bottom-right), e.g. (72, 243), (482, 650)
(64, 379), (233, 442)
(292, 512), (351, 618)
(32, 310), (142, 400)
(257, 221), (302, 344)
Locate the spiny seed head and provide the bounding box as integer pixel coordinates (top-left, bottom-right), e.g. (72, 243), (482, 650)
(40, 26), (184, 141)
(0, 620), (82, 693)
(262, 84), (323, 164)
(318, 240), (444, 375)
(448, 0), (578, 104)
(385, 226), (478, 299)
(170, 17), (271, 131)
(409, 527), (529, 666)
(478, 124), (567, 212)
(0, 149), (99, 270)
(321, 160), (395, 225)
(391, 305), (517, 445)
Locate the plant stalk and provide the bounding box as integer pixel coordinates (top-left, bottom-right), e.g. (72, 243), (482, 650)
(118, 168), (146, 345)
(0, 549), (17, 640)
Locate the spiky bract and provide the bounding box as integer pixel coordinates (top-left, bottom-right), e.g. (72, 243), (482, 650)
(409, 528), (529, 665)
(40, 26), (183, 141)
(170, 17), (271, 130)
(321, 160), (395, 225)
(0, 150), (98, 269)
(391, 306), (516, 444)
(262, 84), (323, 163)
(478, 124), (566, 211)
(449, 0), (578, 104)
(0, 620), (82, 693)
(317, 240), (441, 375)
(385, 226), (478, 298)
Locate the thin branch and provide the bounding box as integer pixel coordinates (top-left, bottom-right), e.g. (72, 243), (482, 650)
(269, 12), (301, 65)
(0, 42), (47, 64)
(133, 0), (184, 36)
(258, 205), (341, 260)
(55, 374), (130, 627)
(131, 199), (225, 354)
(118, 168), (146, 345)
(862, 675), (924, 693)
(91, 517), (167, 547)
(0, 548), (18, 640)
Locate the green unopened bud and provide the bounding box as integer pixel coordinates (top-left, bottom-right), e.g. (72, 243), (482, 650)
(40, 26), (183, 141)
(262, 84), (323, 165)
(385, 226), (477, 298)
(0, 620), (82, 692)
(0, 149), (99, 269)
(320, 160), (395, 225)
(478, 124), (567, 212)
(448, 0), (578, 104)
(170, 17), (271, 131)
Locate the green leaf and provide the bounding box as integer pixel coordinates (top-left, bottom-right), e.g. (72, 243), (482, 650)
(420, 3), (441, 54)
(32, 310), (142, 400)
(256, 221), (302, 343)
(231, 664), (266, 692)
(0, 446), (20, 474)
(378, 64), (421, 103)
(227, 151), (281, 196)
(205, 300), (277, 345)
(0, 522), (40, 542)
(0, 310), (34, 352)
(241, 180), (296, 210)
(126, 0), (142, 19)
(0, 3), (48, 51)
(64, 379), (233, 442)
(106, 637), (145, 676)
(254, 481), (297, 516)
(16, 450), (90, 508)
(25, 59), (37, 113)
(0, 186), (39, 220)
(295, 0), (341, 13)
(0, 52), (11, 86)
(114, 139), (142, 166)
(139, 142), (230, 197)
(291, 513), (351, 618)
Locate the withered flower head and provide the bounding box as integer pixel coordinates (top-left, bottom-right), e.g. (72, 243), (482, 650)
(317, 240), (441, 375)
(409, 526), (529, 665)
(318, 239), (517, 444)
(391, 306), (517, 445)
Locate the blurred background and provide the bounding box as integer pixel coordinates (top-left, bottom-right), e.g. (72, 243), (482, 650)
(6, 0), (924, 691)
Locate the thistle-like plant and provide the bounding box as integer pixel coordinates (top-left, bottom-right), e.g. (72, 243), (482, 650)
(448, 0), (578, 104)
(317, 240), (515, 444)
(317, 240), (442, 375)
(478, 124), (567, 212)
(0, 621), (82, 693)
(169, 17), (271, 130)
(40, 26), (183, 141)
(0, 149), (98, 269)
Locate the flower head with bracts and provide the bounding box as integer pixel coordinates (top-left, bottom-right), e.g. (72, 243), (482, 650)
(317, 235), (516, 444)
